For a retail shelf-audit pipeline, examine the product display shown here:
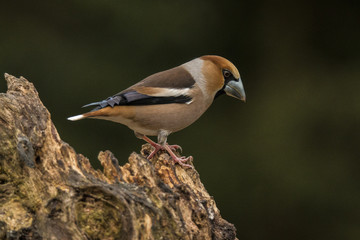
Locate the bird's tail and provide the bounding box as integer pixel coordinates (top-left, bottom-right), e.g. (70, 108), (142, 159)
(67, 107), (116, 121)
(67, 114), (86, 121)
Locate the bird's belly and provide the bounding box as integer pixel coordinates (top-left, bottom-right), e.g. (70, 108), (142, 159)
(97, 114), (159, 136)
(102, 102), (207, 136)
(132, 103), (206, 134)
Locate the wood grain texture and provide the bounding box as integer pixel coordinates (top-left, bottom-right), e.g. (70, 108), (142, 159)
(0, 74), (237, 240)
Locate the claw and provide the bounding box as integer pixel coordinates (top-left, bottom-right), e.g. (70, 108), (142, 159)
(176, 156), (192, 163)
(164, 145), (193, 168)
(172, 156), (193, 168)
(141, 135), (192, 168)
(168, 144), (182, 153)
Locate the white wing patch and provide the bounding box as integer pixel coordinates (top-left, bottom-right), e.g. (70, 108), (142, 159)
(149, 88), (192, 97)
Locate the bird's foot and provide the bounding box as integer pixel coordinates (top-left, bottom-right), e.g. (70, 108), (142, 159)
(172, 155), (193, 168)
(144, 138), (182, 158)
(147, 142), (163, 159)
(168, 144), (182, 153)
(164, 145), (193, 168)
(146, 143), (183, 159)
(142, 135), (192, 168)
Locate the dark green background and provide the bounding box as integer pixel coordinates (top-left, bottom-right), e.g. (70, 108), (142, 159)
(1, 1), (359, 239)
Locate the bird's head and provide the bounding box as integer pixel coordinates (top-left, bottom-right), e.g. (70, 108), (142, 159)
(197, 55), (246, 102)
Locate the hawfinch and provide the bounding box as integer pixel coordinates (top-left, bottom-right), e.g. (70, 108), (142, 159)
(68, 55), (246, 168)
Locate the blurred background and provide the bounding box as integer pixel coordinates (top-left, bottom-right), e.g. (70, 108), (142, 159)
(1, 0), (359, 239)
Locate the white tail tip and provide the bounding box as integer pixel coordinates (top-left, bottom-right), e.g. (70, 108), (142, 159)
(67, 114), (85, 121)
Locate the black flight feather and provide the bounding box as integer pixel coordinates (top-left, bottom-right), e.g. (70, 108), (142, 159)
(82, 90), (192, 111)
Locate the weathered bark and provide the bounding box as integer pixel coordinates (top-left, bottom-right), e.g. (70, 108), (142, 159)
(0, 74), (237, 240)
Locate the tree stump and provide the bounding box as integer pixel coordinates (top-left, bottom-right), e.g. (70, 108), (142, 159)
(0, 74), (237, 240)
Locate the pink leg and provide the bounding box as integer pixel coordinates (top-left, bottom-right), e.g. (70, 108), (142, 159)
(163, 145), (193, 168)
(142, 136), (163, 159)
(167, 144), (182, 153)
(142, 136), (192, 168)
(142, 136), (181, 152)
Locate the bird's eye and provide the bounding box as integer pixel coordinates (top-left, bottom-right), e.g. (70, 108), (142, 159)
(223, 70), (232, 79)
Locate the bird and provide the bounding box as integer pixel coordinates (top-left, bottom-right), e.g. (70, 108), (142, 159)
(68, 55), (246, 168)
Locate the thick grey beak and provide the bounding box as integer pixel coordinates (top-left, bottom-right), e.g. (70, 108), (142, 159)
(224, 78), (246, 102)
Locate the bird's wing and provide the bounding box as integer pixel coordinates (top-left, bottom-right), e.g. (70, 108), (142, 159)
(83, 66), (195, 111)
(132, 65), (195, 89)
